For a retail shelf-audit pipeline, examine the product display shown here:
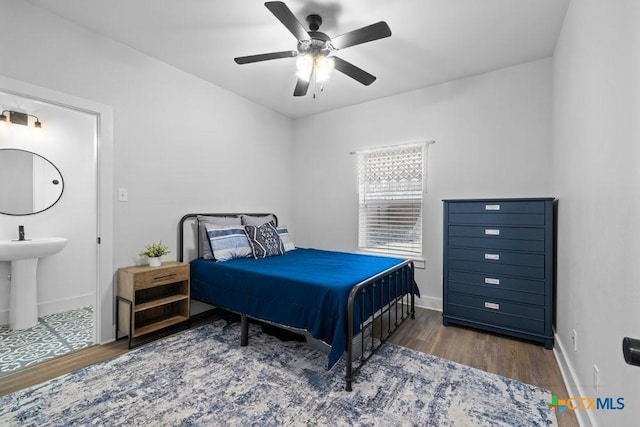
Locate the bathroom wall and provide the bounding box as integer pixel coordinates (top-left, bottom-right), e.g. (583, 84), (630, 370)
(0, 92), (97, 324)
(0, 151), (32, 213)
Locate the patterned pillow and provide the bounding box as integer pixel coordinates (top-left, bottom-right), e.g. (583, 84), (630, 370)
(244, 222), (285, 259)
(204, 223), (252, 262)
(277, 226), (296, 252)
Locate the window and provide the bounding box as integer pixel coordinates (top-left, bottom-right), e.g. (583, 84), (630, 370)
(358, 142), (427, 257)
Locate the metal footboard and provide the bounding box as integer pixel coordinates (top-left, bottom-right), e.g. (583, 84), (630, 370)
(345, 260), (415, 391)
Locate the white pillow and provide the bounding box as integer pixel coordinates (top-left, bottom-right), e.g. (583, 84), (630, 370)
(277, 226), (296, 252)
(241, 214), (276, 226)
(204, 223), (252, 261)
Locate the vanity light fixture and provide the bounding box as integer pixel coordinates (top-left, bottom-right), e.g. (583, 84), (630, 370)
(0, 109), (43, 129)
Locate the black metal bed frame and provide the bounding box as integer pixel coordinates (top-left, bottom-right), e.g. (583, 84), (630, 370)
(178, 213), (416, 391)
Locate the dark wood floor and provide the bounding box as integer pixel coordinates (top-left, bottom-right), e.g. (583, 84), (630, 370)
(0, 307), (577, 426)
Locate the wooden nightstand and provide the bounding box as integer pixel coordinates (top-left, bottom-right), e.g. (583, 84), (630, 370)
(116, 261), (190, 348)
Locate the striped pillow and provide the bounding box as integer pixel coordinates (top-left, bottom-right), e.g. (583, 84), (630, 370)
(277, 226), (295, 252)
(204, 224), (252, 262)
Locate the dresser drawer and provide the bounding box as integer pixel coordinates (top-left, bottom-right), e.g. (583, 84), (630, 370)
(448, 212), (544, 226)
(447, 294), (545, 333)
(447, 281), (544, 305)
(449, 259), (544, 279)
(447, 200), (546, 214)
(448, 270), (545, 295)
(448, 224), (545, 257)
(448, 248), (544, 267)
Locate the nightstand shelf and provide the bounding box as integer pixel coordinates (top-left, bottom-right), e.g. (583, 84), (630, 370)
(116, 261), (190, 347)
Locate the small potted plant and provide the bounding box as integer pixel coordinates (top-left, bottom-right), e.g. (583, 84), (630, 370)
(139, 241), (170, 267)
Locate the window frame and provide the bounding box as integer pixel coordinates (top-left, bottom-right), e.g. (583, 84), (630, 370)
(357, 142), (428, 259)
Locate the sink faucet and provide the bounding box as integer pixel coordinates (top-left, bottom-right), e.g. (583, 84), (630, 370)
(18, 225), (25, 241)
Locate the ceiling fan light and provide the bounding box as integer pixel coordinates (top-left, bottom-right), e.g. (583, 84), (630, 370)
(296, 54), (314, 81)
(315, 56), (334, 82)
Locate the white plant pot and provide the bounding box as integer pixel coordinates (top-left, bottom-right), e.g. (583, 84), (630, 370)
(148, 257), (161, 267)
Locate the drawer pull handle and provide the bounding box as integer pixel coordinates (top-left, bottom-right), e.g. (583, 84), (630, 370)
(152, 274), (176, 281)
(485, 278), (500, 285)
(485, 204), (500, 211)
(485, 229), (500, 236)
(484, 302), (500, 310)
(484, 253), (500, 261)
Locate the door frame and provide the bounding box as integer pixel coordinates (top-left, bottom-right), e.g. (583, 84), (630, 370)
(0, 74), (114, 344)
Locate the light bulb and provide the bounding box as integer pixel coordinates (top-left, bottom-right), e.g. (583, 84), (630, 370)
(315, 56), (334, 83)
(296, 54), (314, 81)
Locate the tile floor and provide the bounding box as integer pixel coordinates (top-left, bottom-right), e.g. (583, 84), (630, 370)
(0, 306), (93, 376)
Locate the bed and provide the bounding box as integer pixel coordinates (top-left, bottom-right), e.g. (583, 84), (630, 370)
(178, 213), (418, 391)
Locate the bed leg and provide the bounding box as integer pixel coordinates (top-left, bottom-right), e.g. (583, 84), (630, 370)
(410, 265), (416, 319)
(240, 315), (249, 346)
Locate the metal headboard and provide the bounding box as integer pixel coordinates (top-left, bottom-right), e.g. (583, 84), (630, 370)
(177, 213), (278, 262)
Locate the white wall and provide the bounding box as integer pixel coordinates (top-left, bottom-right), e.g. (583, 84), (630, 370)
(553, 1), (640, 425)
(0, 0), (294, 342)
(0, 94), (97, 323)
(291, 58), (553, 309)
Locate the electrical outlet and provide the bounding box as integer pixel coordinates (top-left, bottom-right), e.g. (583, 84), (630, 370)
(593, 365), (600, 394)
(572, 329), (577, 351)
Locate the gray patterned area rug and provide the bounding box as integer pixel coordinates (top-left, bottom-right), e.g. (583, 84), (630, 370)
(0, 319), (557, 426)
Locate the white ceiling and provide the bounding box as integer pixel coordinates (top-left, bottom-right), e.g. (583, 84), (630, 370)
(26, 0), (569, 119)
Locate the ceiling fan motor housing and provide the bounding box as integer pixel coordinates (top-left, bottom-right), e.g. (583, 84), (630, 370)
(306, 14), (322, 31)
(298, 33), (332, 56)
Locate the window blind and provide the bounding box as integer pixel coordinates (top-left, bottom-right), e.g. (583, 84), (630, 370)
(358, 143), (426, 257)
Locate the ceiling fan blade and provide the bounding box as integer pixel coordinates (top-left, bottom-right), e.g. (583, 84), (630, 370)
(331, 21), (392, 50)
(293, 76), (311, 96)
(332, 56), (376, 86)
(265, 1), (310, 41)
(234, 50), (298, 64)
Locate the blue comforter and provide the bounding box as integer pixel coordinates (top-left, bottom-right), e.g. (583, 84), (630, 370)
(190, 248), (414, 369)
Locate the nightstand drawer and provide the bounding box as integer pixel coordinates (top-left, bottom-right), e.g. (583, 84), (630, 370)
(447, 293), (545, 333)
(134, 266), (189, 290)
(448, 270), (545, 294)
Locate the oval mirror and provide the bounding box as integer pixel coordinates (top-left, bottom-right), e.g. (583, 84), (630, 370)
(0, 149), (64, 215)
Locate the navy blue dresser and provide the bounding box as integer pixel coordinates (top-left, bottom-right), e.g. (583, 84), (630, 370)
(442, 198), (555, 349)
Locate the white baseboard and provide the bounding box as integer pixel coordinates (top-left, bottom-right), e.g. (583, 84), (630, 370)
(0, 294), (94, 326)
(38, 294), (94, 317)
(415, 295), (442, 312)
(553, 332), (595, 427)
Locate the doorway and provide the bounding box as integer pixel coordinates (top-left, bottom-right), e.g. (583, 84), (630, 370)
(0, 78), (113, 375)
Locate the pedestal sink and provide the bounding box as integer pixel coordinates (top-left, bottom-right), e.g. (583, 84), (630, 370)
(0, 237), (68, 330)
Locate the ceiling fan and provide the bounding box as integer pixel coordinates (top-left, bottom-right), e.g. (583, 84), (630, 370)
(234, 1), (392, 97)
